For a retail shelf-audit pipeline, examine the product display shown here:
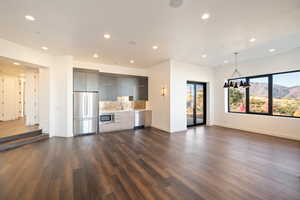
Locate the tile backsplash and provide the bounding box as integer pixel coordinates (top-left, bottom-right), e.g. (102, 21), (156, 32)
(133, 100), (146, 109)
(100, 100), (147, 111)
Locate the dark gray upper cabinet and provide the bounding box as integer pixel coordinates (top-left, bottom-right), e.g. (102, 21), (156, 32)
(117, 77), (137, 97)
(86, 72), (99, 92)
(137, 77), (148, 100)
(73, 69), (99, 92)
(73, 71), (87, 92)
(99, 75), (117, 101)
(98, 72), (148, 101)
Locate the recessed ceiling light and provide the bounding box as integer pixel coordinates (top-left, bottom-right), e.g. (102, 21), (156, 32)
(152, 45), (158, 50)
(201, 13), (210, 20)
(269, 48), (276, 52)
(224, 60), (229, 64)
(129, 41), (136, 45)
(202, 54), (207, 58)
(104, 34), (111, 39)
(93, 53), (99, 58)
(249, 37), (256, 42)
(41, 46), (48, 50)
(130, 60), (135, 64)
(169, 0), (183, 8)
(13, 62), (20, 65)
(25, 15), (35, 21)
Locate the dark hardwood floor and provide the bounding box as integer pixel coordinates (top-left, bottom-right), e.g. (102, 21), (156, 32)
(0, 126), (300, 200)
(0, 118), (39, 139)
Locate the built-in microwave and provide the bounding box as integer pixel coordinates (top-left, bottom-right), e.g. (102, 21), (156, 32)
(99, 114), (114, 123)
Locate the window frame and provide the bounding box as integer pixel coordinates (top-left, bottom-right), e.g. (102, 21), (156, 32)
(227, 78), (247, 114)
(227, 69), (300, 119)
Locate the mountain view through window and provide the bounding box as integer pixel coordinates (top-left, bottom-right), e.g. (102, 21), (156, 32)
(228, 71), (300, 118)
(273, 72), (300, 117)
(228, 79), (246, 112)
(249, 77), (269, 113)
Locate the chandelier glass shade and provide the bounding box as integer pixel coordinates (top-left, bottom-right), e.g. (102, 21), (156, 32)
(223, 52), (251, 89)
(223, 79), (250, 89)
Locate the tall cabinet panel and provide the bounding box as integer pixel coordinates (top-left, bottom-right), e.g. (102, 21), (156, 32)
(73, 71), (87, 91)
(73, 69), (99, 136)
(73, 69), (99, 92)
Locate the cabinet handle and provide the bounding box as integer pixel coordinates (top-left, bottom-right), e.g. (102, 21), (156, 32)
(85, 94), (88, 116)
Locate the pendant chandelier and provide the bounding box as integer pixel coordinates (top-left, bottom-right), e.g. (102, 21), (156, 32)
(223, 52), (250, 89)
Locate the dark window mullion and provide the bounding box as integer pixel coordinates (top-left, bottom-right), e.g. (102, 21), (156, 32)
(227, 88), (230, 112)
(268, 75), (273, 115)
(193, 83), (197, 125)
(246, 77), (250, 113)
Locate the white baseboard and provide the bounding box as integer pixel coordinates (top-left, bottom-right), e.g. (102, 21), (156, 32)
(214, 122), (300, 141)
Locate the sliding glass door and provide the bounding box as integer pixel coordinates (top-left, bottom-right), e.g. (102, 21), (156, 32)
(186, 81), (206, 127)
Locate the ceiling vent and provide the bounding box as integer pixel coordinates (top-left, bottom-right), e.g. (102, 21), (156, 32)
(169, 0), (183, 8)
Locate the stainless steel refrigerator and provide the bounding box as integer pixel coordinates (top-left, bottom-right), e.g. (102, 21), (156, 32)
(73, 92), (99, 135)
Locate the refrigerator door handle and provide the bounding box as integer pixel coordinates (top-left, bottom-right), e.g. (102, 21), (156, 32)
(85, 93), (88, 117)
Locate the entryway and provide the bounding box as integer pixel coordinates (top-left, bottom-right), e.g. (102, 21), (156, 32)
(0, 57), (41, 138)
(0, 57), (49, 151)
(186, 81), (206, 127)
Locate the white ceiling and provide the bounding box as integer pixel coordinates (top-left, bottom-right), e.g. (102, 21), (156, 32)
(0, 57), (38, 76)
(0, 0), (300, 68)
(0, 57), (25, 76)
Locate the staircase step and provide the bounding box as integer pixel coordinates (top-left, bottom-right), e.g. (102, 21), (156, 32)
(0, 134), (49, 152)
(0, 129), (42, 144)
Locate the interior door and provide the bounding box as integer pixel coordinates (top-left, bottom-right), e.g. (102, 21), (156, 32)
(186, 82), (206, 127)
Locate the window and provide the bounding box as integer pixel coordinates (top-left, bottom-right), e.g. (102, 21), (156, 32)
(228, 70), (300, 118)
(273, 72), (300, 117)
(228, 79), (246, 112)
(249, 76), (269, 114)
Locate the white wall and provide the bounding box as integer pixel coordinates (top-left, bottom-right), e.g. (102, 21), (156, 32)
(38, 67), (50, 133)
(214, 48), (300, 140)
(24, 68), (39, 126)
(74, 61), (148, 77)
(0, 38), (73, 137)
(147, 60), (215, 133)
(170, 60), (215, 132)
(49, 56), (74, 137)
(148, 61), (171, 132)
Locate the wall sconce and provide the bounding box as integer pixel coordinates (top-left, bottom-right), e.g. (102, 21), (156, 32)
(160, 86), (167, 96)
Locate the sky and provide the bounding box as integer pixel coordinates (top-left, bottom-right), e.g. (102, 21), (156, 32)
(249, 72), (300, 87)
(273, 72), (300, 87)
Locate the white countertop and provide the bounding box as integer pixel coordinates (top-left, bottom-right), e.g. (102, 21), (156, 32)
(100, 109), (151, 114)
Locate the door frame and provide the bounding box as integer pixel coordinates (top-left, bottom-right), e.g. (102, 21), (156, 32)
(186, 81), (207, 127)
